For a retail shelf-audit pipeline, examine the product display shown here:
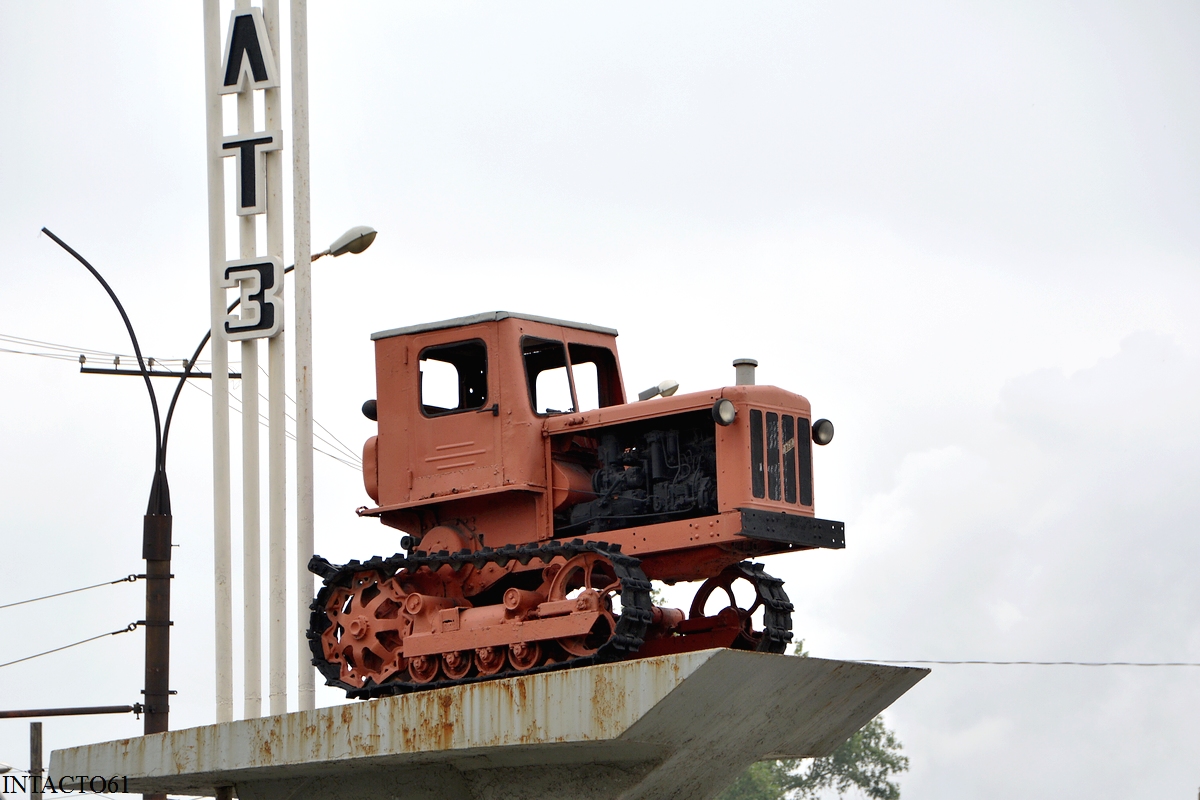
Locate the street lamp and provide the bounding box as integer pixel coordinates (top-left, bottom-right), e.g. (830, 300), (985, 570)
(319, 225), (376, 259)
(40, 227), (174, 738)
(40, 224), (375, 737)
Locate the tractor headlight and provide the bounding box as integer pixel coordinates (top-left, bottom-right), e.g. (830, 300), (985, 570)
(812, 418), (834, 445)
(712, 398), (737, 426)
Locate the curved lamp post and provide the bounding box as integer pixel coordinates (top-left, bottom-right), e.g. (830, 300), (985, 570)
(41, 224), (375, 736)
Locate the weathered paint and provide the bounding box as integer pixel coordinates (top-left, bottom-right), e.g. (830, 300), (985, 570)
(50, 650), (927, 800)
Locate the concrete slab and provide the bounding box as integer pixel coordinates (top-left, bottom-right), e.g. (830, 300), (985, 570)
(51, 650), (927, 800)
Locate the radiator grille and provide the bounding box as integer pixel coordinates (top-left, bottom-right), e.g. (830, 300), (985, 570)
(766, 412), (781, 500)
(798, 416), (813, 506)
(782, 414), (797, 504)
(750, 409), (766, 498)
(750, 409), (812, 507)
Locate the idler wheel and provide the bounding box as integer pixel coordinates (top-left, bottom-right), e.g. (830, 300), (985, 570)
(442, 650), (473, 680)
(548, 553), (621, 657)
(688, 563), (789, 652)
(508, 641), (541, 671)
(474, 646), (507, 676)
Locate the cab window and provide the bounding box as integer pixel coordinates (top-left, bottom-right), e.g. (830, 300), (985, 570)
(522, 337), (574, 415)
(568, 343), (622, 410)
(419, 340), (488, 416)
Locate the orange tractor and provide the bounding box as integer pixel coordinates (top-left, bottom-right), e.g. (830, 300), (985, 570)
(308, 312), (843, 697)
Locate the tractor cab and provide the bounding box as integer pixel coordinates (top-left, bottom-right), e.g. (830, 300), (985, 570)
(361, 312), (626, 527)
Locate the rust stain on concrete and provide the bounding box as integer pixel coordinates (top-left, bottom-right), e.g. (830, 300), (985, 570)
(49, 649), (926, 799)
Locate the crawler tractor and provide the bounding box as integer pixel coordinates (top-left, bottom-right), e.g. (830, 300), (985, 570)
(308, 312), (844, 697)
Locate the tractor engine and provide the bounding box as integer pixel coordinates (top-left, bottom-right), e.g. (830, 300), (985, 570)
(563, 423), (717, 533)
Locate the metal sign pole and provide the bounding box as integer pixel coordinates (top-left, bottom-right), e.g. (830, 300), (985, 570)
(202, 0), (234, 725)
(263, 0), (289, 717)
(290, 0), (316, 712)
(207, 0), (289, 721)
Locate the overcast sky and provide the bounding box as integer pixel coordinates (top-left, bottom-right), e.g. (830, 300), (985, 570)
(1, 1), (1198, 797)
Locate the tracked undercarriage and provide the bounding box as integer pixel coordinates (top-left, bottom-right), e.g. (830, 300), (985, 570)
(308, 541), (793, 698)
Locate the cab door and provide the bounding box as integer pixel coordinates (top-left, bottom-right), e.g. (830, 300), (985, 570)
(408, 331), (503, 501)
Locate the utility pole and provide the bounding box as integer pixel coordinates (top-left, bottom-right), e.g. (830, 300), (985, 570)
(29, 722), (42, 800)
(142, 508), (172, 735)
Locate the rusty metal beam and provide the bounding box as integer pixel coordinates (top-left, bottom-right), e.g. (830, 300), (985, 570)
(0, 706), (140, 720)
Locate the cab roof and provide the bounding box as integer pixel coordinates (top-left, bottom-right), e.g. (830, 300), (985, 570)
(370, 311), (619, 341)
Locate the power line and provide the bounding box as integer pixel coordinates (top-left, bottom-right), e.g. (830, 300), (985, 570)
(0, 623), (138, 670)
(0, 332), (133, 357)
(1, 329), (362, 470)
(252, 363), (362, 464)
(186, 380), (361, 470)
(0, 346), (83, 362)
(222, 381), (361, 469)
(0, 332), (212, 370)
(0, 574), (140, 611)
(314, 417), (361, 463)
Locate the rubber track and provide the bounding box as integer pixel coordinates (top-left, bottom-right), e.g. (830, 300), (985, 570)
(307, 539), (654, 698)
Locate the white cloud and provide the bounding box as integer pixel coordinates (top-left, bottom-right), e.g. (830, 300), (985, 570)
(787, 333), (1200, 796)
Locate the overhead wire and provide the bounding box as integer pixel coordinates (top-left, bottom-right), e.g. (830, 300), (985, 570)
(253, 362), (362, 465)
(224, 379), (361, 469)
(0, 332), (214, 371)
(0, 623), (138, 670)
(315, 417), (361, 464)
(0, 346), (82, 362)
(0, 575), (140, 611)
(186, 380), (360, 470)
(0, 332), (135, 357)
(1, 330), (362, 470)
(189, 379), (359, 469)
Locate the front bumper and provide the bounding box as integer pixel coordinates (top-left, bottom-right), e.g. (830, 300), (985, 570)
(736, 508), (845, 549)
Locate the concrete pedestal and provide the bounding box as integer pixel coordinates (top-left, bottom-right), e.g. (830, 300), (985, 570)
(51, 650), (926, 800)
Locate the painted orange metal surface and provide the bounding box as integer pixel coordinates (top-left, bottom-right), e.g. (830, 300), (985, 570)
(316, 312), (833, 691)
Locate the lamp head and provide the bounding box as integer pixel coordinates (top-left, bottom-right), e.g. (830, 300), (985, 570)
(327, 225), (377, 257)
(637, 379), (680, 402)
